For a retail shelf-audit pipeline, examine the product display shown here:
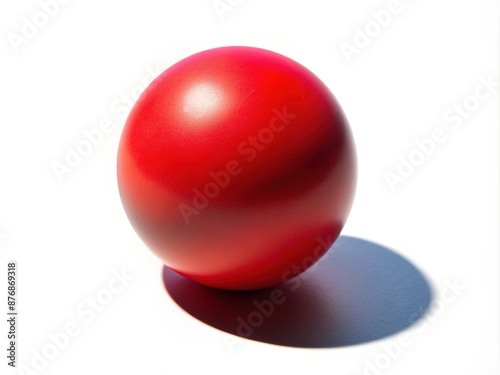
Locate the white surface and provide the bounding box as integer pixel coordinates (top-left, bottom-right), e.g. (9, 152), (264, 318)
(0, 0), (498, 374)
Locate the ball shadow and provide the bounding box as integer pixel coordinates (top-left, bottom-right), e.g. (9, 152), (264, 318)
(162, 236), (432, 348)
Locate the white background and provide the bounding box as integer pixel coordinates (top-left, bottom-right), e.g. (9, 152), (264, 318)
(0, 0), (498, 374)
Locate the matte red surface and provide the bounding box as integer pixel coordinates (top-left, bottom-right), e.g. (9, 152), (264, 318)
(117, 46), (356, 290)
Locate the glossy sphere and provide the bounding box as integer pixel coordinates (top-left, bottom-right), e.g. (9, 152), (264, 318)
(117, 46), (356, 290)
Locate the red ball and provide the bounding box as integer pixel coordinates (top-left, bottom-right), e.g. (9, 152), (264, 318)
(117, 46), (356, 290)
